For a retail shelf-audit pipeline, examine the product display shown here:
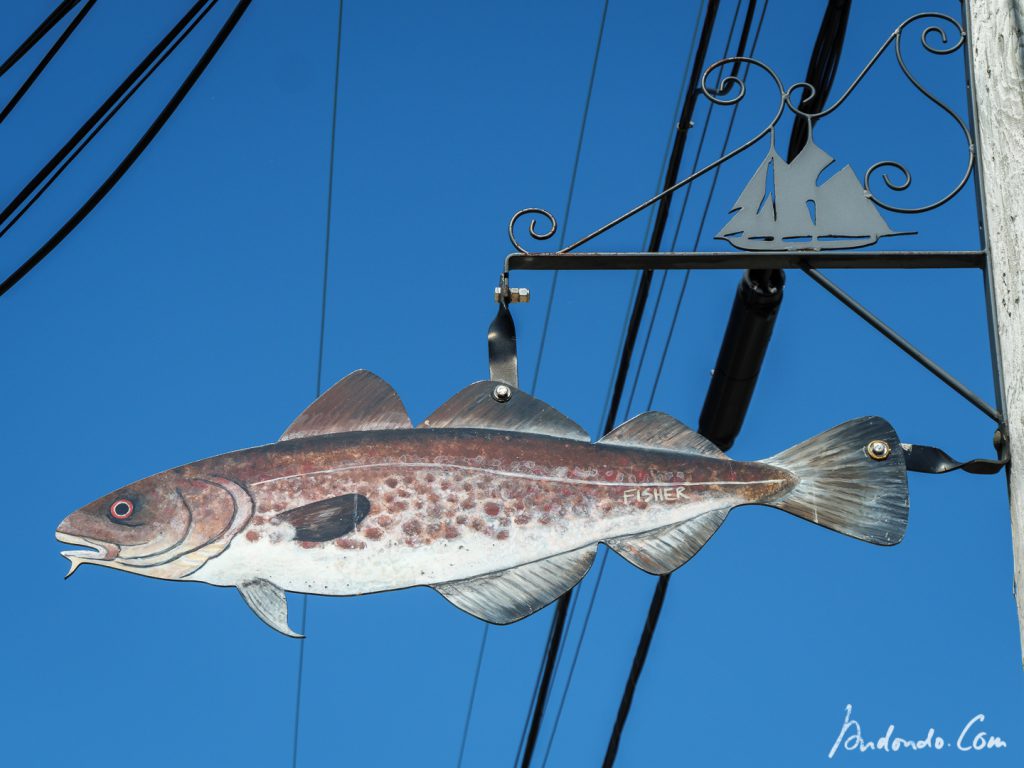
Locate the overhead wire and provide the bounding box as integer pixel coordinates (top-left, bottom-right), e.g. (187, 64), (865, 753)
(599, 3), (874, 764)
(598, 0), (723, 439)
(0, 0), (218, 239)
(515, 4), (728, 766)
(528, 0), (611, 395)
(621, 0), (746, 420)
(601, 8), (769, 763)
(593, 21), (702, 440)
(0, 0), (95, 125)
(512, 610), (561, 765)
(0, 0), (221, 241)
(534, 4), (758, 764)
(649, 0), (771, 408)
(538, 554), (609, 767)
(0, 0), (81, 80)
(291, 3), (345, 767)
(0, 0), (250, 299)
(456, 624), (489, 768)
(450, 1), (609, 764)
(510, 0), (609, 747)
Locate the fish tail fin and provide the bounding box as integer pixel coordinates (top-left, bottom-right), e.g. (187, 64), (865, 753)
(761, 416), (908, 546)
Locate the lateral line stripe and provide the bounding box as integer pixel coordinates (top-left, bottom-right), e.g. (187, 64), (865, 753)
(251, 461), (784, 489)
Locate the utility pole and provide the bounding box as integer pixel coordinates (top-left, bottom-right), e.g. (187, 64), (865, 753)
(967, 0), (1024, 663)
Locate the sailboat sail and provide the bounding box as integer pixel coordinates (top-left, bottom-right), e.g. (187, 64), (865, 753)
(717, 136), (904, 251)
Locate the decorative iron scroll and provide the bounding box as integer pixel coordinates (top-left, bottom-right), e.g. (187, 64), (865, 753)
(508, 12), (973, 255)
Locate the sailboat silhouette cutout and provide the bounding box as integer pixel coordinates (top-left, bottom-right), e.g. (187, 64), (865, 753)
(717, 133), (908, 251)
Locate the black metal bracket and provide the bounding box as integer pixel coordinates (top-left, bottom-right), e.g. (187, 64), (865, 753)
(486, 11), (1006, 477)
(903, 428), (1008, 474)
(487, 287), (1005, 475)
(488, 276), (519, 388)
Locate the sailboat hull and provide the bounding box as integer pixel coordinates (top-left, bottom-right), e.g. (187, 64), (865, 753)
(722, 235), (881, 252)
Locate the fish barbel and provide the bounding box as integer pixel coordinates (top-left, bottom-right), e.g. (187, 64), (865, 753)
(56, 371), (908, 636)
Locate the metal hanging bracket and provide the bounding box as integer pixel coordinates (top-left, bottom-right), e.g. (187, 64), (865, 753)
(902, 428), (1008, 475)
(488, 274), (519, 387)
(485, 12), (1009, 478)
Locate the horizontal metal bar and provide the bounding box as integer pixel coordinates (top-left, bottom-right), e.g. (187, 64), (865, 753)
(804, 266), (1003, 424)
(504, 250), (985, 272)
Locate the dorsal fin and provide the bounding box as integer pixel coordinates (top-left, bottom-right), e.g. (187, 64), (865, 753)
(419, 381), (589, 442)
(280, 370), (412, 441)
(599, 411), (727, 458)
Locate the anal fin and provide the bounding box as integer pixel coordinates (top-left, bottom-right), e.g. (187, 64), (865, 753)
(435, 546), (596, 624)
(608, 509), (728, 574)
(238, 579), (302, 638)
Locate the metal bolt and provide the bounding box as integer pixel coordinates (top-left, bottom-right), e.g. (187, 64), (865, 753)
(494, 286), (531, 304)
(866, 440), (891, 461)
(492, 384), (512, 403)
(994, 428), (1005, 451)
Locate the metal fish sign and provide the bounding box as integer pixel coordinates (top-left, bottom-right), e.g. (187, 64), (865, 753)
(56, 371), (908, 636)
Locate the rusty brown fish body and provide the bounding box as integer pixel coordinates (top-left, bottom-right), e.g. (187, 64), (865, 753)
(57, 371), (909, 636)
(184, 429), (793, 590)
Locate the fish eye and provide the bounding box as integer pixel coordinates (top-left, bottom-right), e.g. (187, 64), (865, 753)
(109, 499), (135, 521)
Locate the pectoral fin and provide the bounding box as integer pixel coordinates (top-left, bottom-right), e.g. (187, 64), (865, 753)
(275, 493), (371, 542)
(238, 579), (302, 638)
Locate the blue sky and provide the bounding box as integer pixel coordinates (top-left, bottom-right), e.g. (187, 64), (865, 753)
(1, 1), (1021, 765)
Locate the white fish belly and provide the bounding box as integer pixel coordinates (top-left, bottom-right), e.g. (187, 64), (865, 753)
(189, 489), (743, 595)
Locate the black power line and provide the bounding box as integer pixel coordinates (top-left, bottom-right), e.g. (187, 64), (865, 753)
(529, 0), (611, 395)
(0, 0), (221, 241)
(786, 0), (851, 160)
(505, 3), (606, 765)
(533, 7), (715, 762)
(600, 5), (766, 766)
(0, 0), (217, 238)
(603, 0), (725, 438)
(0, 0), (81, 80)
(622, 0), (749, 421)
(292, 3), (345, 767)
(0, 0), (252, 299)
(516, 5), (726, 767)
(603, 2), (856, 764)
(699, 0), (850, 449)
(0, 0), (95, 124)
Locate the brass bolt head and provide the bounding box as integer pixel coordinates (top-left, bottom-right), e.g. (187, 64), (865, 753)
(866, 440), (891, 461)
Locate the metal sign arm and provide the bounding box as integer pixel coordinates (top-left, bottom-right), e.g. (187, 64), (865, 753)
(803, 265), (1002, 424)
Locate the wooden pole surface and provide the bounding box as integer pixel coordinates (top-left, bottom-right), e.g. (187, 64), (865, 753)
(967, 0), (1024, 664)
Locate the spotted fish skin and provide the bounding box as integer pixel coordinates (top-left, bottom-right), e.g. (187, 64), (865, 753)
(186, 428), (795, 594)
(56, 371), (909, 635)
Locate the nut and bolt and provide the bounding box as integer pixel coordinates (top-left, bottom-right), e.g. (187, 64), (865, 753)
(492, 384), (512, 403)
(493, 287), (531, 304)
(866, 440), (892, 461)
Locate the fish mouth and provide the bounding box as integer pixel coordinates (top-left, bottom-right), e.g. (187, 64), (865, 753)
(56, 531), (119, 578)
